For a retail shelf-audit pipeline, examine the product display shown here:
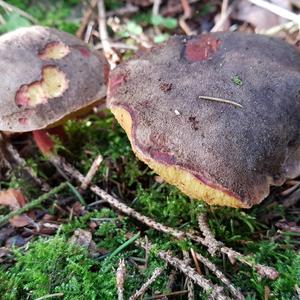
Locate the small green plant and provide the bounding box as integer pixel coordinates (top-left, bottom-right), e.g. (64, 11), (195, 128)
(232, 75), (243, 86)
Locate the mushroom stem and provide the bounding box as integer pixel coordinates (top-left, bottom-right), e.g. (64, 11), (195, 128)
(32, 130), (54, 155)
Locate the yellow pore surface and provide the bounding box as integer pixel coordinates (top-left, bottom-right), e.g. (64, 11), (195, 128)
(111, 106), (247, 208)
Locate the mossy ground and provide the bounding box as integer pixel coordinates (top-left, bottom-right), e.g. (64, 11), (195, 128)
(0, 1), (299, 299)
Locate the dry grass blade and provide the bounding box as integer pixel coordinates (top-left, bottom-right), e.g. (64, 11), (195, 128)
(198, 95), (243, 108)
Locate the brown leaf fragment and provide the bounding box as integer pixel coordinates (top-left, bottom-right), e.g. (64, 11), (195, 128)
(10, 215), (32, 227)
(0, 189), (27, 210)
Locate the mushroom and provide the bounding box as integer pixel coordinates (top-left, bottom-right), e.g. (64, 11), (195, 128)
(107, 32), (300, 208)
(0, 26), (108, 154)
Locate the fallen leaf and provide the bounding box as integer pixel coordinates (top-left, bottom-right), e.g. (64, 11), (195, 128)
(0, 189), (26, 210)
(10, 215), (32, 227)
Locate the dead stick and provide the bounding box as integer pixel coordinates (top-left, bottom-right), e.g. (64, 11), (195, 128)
(194, 251), (245, 300)
(158, 251), (228, 300)
(80, 154), (103, 190)
(129, 268), (164, 300)
(49, 155), (278, 280)
(116, 259), (126, 300)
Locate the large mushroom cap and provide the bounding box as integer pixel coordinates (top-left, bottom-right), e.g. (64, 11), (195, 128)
(107, 32), (300, 208)
(0, 26), (108, 132)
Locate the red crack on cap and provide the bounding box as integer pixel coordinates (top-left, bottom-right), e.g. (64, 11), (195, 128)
(185, 35), (221, 62)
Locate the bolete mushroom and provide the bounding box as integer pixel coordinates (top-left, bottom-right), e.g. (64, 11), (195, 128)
(107, 32), (300, 208)
(0, 26), (108, 154)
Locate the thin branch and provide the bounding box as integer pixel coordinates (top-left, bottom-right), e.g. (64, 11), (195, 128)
(80, 154), (103, 190)
(198, 214), (223, 256)
(194, 251), (245, 300)
(76, 0), (98, 38)
(246, 0), (300, 23)
(5, 142), (50, 192)
(198, 95), (243, 109)
(129, 268), (164, 300)
(0, 0), (37, 23)
(116, 259), (126, 300)
(49, 155), (278, 280)
(97, 0), (119, 68)
(158, 251), (229, 300)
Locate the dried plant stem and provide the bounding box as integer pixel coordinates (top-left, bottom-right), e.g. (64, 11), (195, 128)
(0, 0), (37, 23)
(76, 0), (98, 38)
(80, 154), (103, 190)
(199, 95), (243, 108)
(211, 0), (237, 32)
(116, 259), (126, 300)
(129, 268), (164, 300)
(0, 182), (67, 227)
(5, 142), (50, 192)
(246, 0), (300, 23)
(194, 251), (245, 300)
(158, 251), (228, 300)
(198, 214), (223, 256)
(49, 155), (278, 280)
(97, 0), (119, 68)
(197, 214), (278, 280)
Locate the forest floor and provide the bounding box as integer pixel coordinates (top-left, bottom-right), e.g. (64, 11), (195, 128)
(0, 0), (299, 299)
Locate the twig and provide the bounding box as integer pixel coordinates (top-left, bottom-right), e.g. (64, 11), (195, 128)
(0, 182), (67, 227)
(5, 142), (50, 192)
(183, 250), (195, 300)
(49, 155), (278, 280)
(187, 278), (195, 300)
(94, 42), (138, 51)
(76, 0), (98, 39)
(198, 214), (223, 256)
(158, 251), (228, 300)
(246, 0), (300, 23)
(283, 188), (300, 208)
(211, 0), (237, 32)
(106, 3), (139, 17)
(263, 19), (299, 35)
(179, 0), (194, 35)
(197, 214), (279, 280)
(152, 0), (162, 17)
(198, 95), (243, 109)
(129, 268), (164, 300)
(97, 0), (119, 68)
(80, 154), (103, 190)
(116, 259), (126, 300)
(84, 20), (95, 44)
(194, 251), (245, 300)
(0, 0), (37, 23)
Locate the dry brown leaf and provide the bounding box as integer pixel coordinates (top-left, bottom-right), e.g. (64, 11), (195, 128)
(10, 215), (32, 227)
(0, 189), (26, 210)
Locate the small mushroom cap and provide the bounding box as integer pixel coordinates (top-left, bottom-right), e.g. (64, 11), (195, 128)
(107, 32), (300, 208)
(0, 26), (108, 132)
